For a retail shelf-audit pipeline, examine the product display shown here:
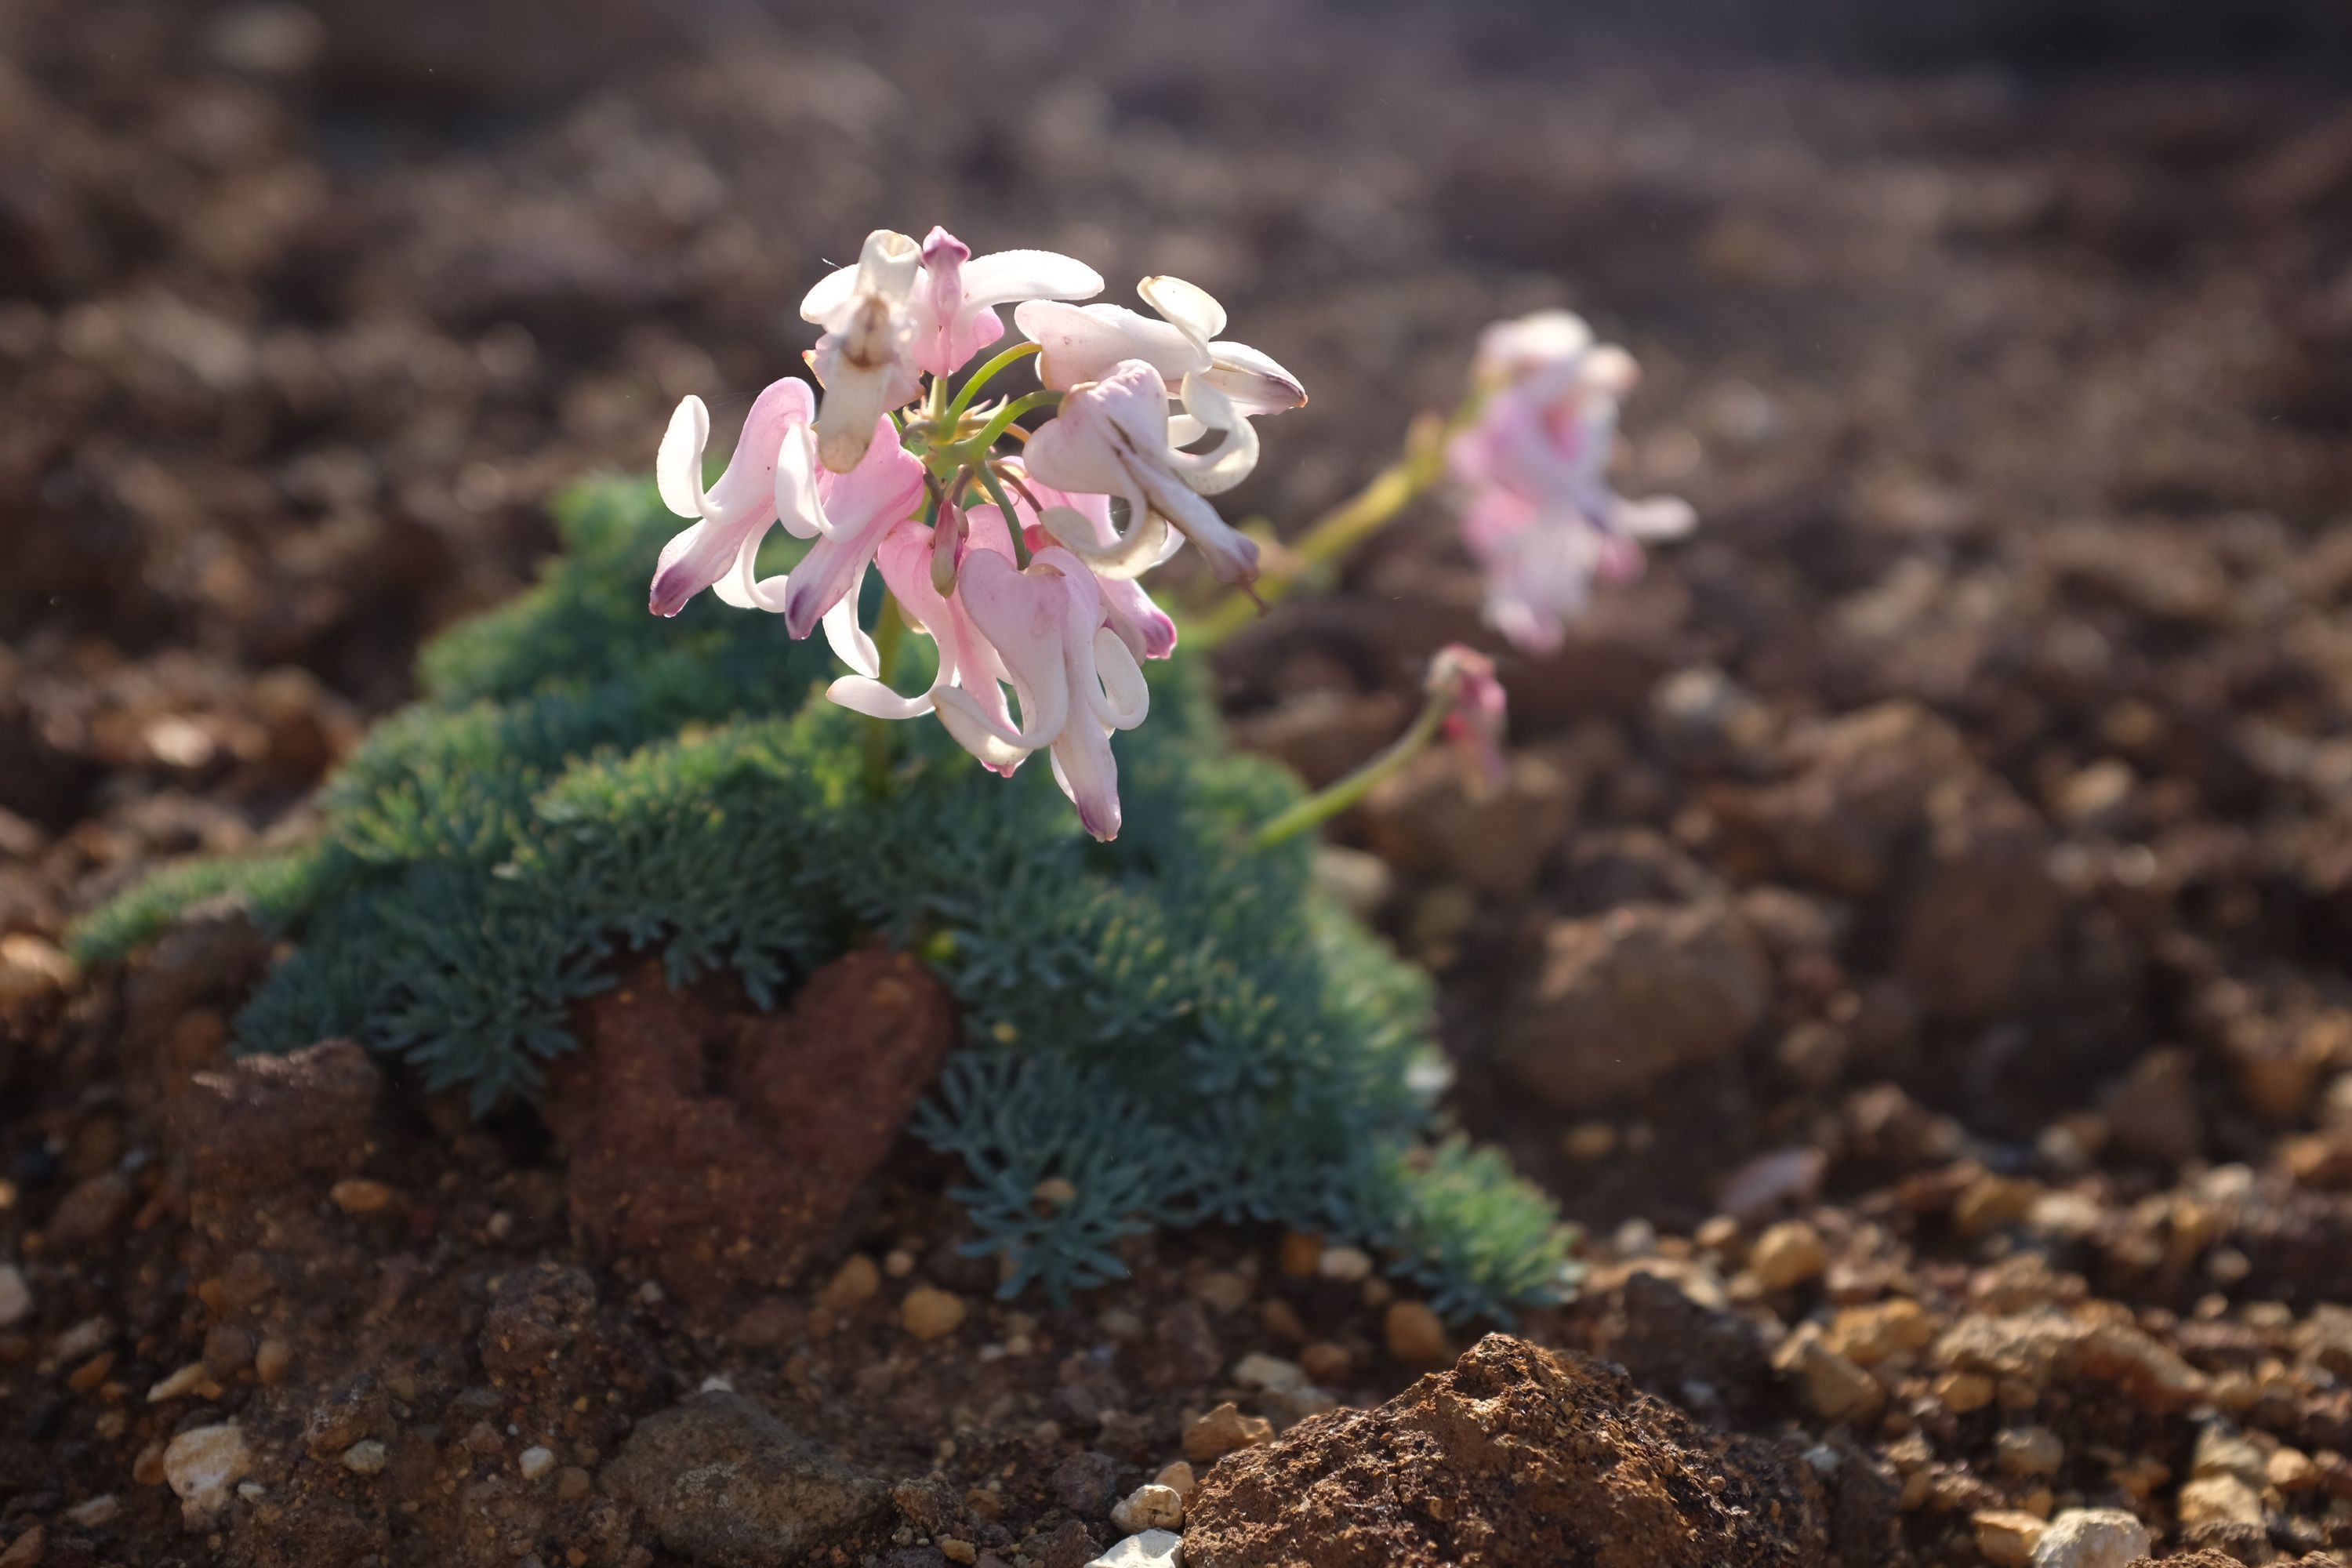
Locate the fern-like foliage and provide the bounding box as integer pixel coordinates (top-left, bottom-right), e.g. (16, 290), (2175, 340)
(74, 477), (1575, 1319)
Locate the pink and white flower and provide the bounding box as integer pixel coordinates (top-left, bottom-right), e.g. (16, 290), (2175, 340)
(1447, 310), (1693, 653)
(1428, 643), (1508, 792)
(928, 546), (1150, 841)
(801, 227), (1101, 472)
(648, 376), (814, 619)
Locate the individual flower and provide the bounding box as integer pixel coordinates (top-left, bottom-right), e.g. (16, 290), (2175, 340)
(1446, 309), (1694, 652)
(801, 227), (1101, 472)
(825, 502), (1021, 749)
(1427, 643), (1508, 791)
(771, 411), (928, 652)
(928, 546), (1149, 841)
(1022, 359), (1265, 586)
(995, 463), (1178, 662)
(648, 376), (813, 619)
(1015, 275), (1307, 422)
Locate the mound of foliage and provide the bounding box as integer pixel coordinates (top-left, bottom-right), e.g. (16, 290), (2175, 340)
(76, 478), (1572, 1317)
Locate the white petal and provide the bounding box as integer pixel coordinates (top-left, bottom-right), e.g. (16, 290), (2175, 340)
(1015, 301), (1202, 389)
(798, 263), (860, 325)
(1036, 504), (1168, 582)
(1203, 339), (1308, 416)
(960, 249), (1104, 309)
(934, 687), (1040, 770)
(657, 396), (711, 519)
(1612, 494), (1697, 539)
(712, 528), (769, 610)
(1088, 628), (1150, 730)
(1167, 372), (1261, 495)
(819, 569), (881, 677)
(1138, 276), (1226, 347)
(772, 422), (825, 540)
(826, 674), (934, 720)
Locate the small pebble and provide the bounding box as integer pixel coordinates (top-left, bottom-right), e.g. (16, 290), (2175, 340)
(328, 1178), (394, 1214)
(1181, 1403), (1272, 1464)
(253, 1338), (294, 1384)
(1997, 1426), (2064, 1478)
(819, 1254), (881, 1312)
(1973, 1509), (2046, 1568)
(147, 1362), (210, 1403)
(1298, 1341), (1352, 1384)
(1087, 1528), (1181, 1568)
(1152, 1461), (1196, 1498)
(1316, 1245), (1373, 1283)
(1032, 1176), (1079, 1207)
(1383, 1301), (1450, 1365)
(556, 1465), (592, 1501)
(1191, 1271), (1250, 1312)
(902, 1287), (967, 1341)
(1748, 1220), (1830, 1290)
(1936, 1370), (1994, 1414)
(518, 1445), (555, 1481)
(1109, 1483), (1183, 1534)
(2029, 1507), (2151, 1568)
(2268, 1446), (2317, 1492)
(164, 1423), (252, 1524)
(0, 1265), (29, 1330)
(884, 1248), (916, 1277)
(1275, 1232), (1323, 1277)
(0, 1526), (43, 1568)
(342, 1440), (387, 1475)
(1561, 1121), (1617, 1161)
(1231, 1352), (1305, 1393)
(64, 1494), (118, 1527)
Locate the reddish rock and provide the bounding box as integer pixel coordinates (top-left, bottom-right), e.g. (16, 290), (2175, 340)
(544, 950), (957, 1309)
(1498, 901), (1769, 1112)
(1893, 773), (2061, 1022)
(1183, 1334), (1828, 1568)
(169, 1040), (381, 1224)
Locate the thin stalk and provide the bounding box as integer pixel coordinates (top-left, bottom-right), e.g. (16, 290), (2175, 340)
(1252, 683), (1450, 849)
(976, 464), (1030, 567)
(944, 390), (1060, 463)
(861, 594), (907, 796)
(1188, 404), (1467, 648)
(943, 340), (1043, 426)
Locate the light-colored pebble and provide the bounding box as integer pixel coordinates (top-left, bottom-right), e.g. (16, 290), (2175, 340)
(0, 1265), (29, 1330)
(1748, 1220), (1829, 1290)
(1181, 1403), (1272, 1464)
(341, 1441), (387, 1475)
(147, 1363), (210, 1403)
(1109, 1482), (1184, 1534)
(1231, 1353), (1305, 1394)
(818, 1254), (880, 1312)
(2029, 1507), (2151, 1568)
(518, 1445), (555, 1481)
(902, 1287), (967, 1341)
(1316, 1245), (1373, 1282)
(64, 1494), (118, 1527)
(1191, 1271), (1251, 1313)
(1996, 1425), (2064, 1479)
(1973, 1509), (2046, 1568)
(1087, 1528), (1182, 1568)
(253, 1338), (294, 1384)
(164, 1423), (252, 1524)
(1384, 1301), (1450, 1365)
(1152, 1461), (1196, 1498)
(328, 1178), (394, 1214)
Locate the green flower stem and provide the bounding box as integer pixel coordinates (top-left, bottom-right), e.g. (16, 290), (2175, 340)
(861, 593), (907, 796)
(944, 341), (1044, 426)
(1188, 404), (1468, 649)
(942, 390), (1060, 464)
(976, 464), (1031, 568)
(1253, 678), (1451, 848)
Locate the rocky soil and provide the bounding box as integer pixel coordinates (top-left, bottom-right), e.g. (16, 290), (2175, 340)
(7, 0), (2352, 1565)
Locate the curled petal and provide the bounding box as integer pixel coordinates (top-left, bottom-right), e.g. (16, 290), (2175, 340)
(821, 573), (881, 677)
(1034, 503), (1169, 581)
(962, 249), (1105, 309)
(1136, 275), (1227, 346)
(826, 673), (933, 720)
(1015, 299), (1203, 390)
(1048, 726), (1121, 842)
(1167, 372), (1261, 496)
(1088, 628), (1150, 730)
(656, 395), (711, 518)
(1201, 339), (1307, 416)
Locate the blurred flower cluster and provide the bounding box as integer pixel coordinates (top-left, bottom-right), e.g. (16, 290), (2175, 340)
(648, 227), (1305, 840)
(1447, 310), (1693, 653)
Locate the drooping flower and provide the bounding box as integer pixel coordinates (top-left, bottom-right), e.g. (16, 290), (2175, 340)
(1447, 310), (1693, 652)
(825, 502), (1021, 750)
(772, 411), (927, 652)
(1022, 358), (1265, 586)
(801, 227), (1101, 472)
(648, 376), (814, 619)
(1427, 643), (1508, 792)
(929, 546), (1149, 841)
(1015, 276), (1306, 421)
(994, 463), (1178, 662)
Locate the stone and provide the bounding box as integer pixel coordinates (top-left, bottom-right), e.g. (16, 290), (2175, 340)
(1232, 1353), (1305, 1394)
(2175, 1474), (2263, 1530)
(0, 1265), (28, 1329)
(544, 953), (956, 1308)
(1360, 749), (1577, 899)
(1086, 1530), (1182, 1568)
(1030, 1519), (1103, 1568)
(341, 1440), (387, 1475)
(1772, 1324), (1883, 1423)
(147, 1362), (210, 1402)
(1110, 1483), (1184, 1534)
(819, 1254), (881, 1312)
(163, 1422), (252, 1526)
(902, 1287), (967, 1341)
(1182, 1403), (1273, 1465)
(2101, 1048), (2205, 1167)
(1828, 1299), (1933, 1366)
(1717, 1149), (1828, 1225)
(0, 1526), (42, 1568)
(2030, 1508), (2151, 1568)
(1976, 1510), (2048, 1568)
(1498, 901), (1769, 1112)
(44, 1171), (132, 1250)
(2077, 1319), (2206, 1413)
(1748, 1221), (1829, 1290)
(603, 1391), (887, 1568)
(1153, 1461), (1196, 1498)
(519, 1445), (555, 1480)
(1316, 1246), (1373, 1283)
(1298, 1341), (1352, 1385)
(1052, 1451), (1118, 1515)
(171, 1040), (380, 1210)
(1185, 1335), (1828, 1567)
(328, 1178), (394, 1214)
(1997, 1426), (2065, 1479)
(1383, 1301), (1450, 1366)
(1893, 771), (2060, 1021)
(481, 1263), (597, 1381)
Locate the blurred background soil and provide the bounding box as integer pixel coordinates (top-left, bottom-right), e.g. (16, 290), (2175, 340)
(5, 2), (2352, 1565)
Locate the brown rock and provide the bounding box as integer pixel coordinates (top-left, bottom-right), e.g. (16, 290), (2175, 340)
(1773, 1324), (1884, 1424)
(1749, 1221), (1830, 1290)
(1893, 774), (2060, 1022)
(1361, 749), (1577, 899)
(604, 1391), (887, 1568)
(170, 1039), (381, 1212)
(1184, 1403), (1275, 1465)
(1184, 1334), (1828, 1567)
(480, 1262), (597, 1381)
(901, 1287), (966, 1342)
(1973, 1510), (2045, 1568)
(44, 1171), (132, 1251)
(1499, 900), (1770, 1111)
(2101, 1048), (2205, 1167)
(544, 952), (956, 1308)
(1383, 1301), (1451, 1366)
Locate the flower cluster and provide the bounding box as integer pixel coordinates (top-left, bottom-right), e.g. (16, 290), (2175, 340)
(649, 227), (1305, 840)
(1447, 310), (1694, 654)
